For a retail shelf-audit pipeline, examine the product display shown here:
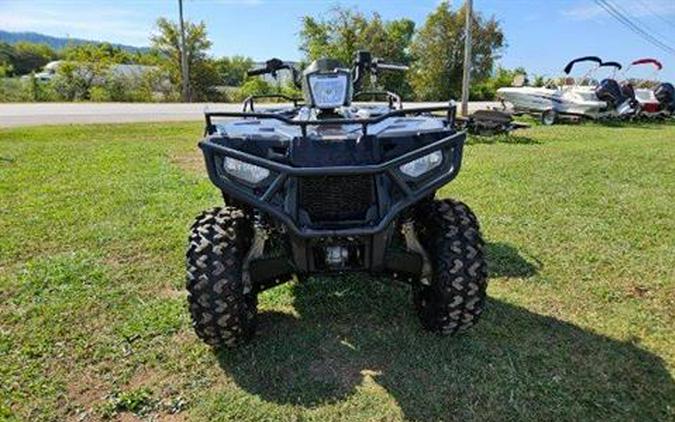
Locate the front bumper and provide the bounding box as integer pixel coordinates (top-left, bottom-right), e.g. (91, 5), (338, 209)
(199, 131), (466, 238)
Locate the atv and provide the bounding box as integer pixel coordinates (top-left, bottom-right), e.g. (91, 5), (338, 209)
(187, 51), (488, 348)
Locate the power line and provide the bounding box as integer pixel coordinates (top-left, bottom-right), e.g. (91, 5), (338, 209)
(633, 0), (675, 31)
(595, 0), (675, 55)
(609, 0), (674, 49)
(598, 0), (675, 54)
(593, 0), (675, 56)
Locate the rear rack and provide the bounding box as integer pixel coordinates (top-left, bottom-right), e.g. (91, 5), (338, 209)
(204, 103), (457, 138)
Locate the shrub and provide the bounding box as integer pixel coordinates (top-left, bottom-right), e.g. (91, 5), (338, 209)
(0, 76), (57, 102)
(135, 68), (177, 102)
(0, 64), (12, 78)
(22, 74), (58, 101)
(280, 83), (302, 99)
(89, 86), (111, 102)
(240, 78), (274, 97)
(0, 78), (28, 102)
(52, 62), (99, 101)
(469, 67), (528, 100)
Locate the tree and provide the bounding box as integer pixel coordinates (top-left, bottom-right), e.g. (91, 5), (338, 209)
(130, 49), (165, 66)
(409, 1), (504, 101)
(8, 42), (56, 75)
(51, 43), (165, 101)
(240, 78), (273, 97)
(470, 66), (526, 100)
(531, 74), (547, 87)
(151, 17), (220, 101)
(0, 42), (15, 76)
(61, 42), (133, 65)
(215, 55), (254, 86)
(299, 7), (415, 96)
(52, 44), (119, 100)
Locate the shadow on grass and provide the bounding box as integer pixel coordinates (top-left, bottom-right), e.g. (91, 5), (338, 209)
(486, 241), (540, 278)
(216, 275), (673, 420)
(467, 133), (540, 145)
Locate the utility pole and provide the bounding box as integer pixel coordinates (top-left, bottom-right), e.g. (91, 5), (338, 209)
(178, 0), (190, 102)
(461, 0), (473, 117)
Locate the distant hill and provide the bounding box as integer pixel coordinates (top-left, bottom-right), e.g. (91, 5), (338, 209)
(0, 30), (150, 53)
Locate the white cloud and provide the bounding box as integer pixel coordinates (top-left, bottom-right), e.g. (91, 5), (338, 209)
(0, 5), (152, 46)
(563, 0), (675, 20)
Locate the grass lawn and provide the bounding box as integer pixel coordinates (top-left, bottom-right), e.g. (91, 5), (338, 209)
(0, 120), (673, 421)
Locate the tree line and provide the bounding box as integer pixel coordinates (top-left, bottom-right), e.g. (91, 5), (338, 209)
(1, 2), (532, 103)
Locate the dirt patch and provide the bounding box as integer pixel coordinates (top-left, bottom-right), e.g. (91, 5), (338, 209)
(169, 329), (195, 347)
(150, 414), (187, 422)
(157, 284), (185, 300)
(65, 360), (191, 421)
(626, 284), (650, 299)
(117, 413), (143, 422)
(119, 367), (189, 420)
(125, 367), (165, 391)
(65, 368), (111, 420)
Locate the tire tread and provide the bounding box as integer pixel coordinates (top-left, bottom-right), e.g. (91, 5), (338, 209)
(414, 199), (488, 335)
(186, 207), (256, 348)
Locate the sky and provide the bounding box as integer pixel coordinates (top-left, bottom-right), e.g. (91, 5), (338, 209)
(1, 0), (674, 81)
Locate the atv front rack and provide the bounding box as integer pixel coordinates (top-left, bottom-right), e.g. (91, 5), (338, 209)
(353, 90), (403, 110)
(241, 94), (303, 112)
(204, 104), (457, 137)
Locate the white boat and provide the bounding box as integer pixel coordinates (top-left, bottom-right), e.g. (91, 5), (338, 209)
(497, 56), (634, 125)
(621, 58), (674, 119)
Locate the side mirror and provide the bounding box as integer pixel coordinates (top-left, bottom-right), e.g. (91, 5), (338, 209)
(354, 51), (373, 67)
(265, 58), (284, 72)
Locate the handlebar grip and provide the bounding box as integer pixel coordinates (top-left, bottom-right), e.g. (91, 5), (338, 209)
(376, 63), (409, 71)
(247, 67), (268, 77)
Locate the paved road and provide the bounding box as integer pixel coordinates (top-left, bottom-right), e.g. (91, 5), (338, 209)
(0, 102), (500, 127)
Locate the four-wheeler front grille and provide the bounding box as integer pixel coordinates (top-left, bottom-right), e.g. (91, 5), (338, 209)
(298, 175), (375, 222)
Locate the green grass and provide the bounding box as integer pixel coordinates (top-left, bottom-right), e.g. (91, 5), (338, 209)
(0, 120), (673, 421)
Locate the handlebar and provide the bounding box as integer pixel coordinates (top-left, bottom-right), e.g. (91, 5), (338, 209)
(247, 51), (409, 92)
(353, 50), (409, 90)
(246, 67), (270, 77)
(375, 63), (410, 72)
(246, 58), (285, 77)
(246, 58), (301, 88)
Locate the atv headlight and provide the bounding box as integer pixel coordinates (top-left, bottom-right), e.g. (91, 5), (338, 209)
(307, 72), (349, 109)
(223, 157), (270, 184)
(399, 151), (443, 178)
